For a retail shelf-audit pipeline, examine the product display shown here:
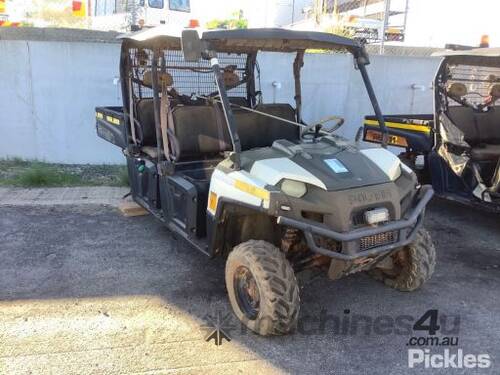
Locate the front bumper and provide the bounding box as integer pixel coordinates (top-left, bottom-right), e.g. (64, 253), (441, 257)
(277, 185), (434, 261)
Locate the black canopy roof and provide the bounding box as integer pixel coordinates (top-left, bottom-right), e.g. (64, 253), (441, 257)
(120, 27), (363, 55)
(202, 28), (362, 54)
(432, 47), (500, 67)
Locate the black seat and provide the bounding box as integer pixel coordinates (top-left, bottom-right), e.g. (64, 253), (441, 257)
(135, 97), (182, 148)
(135, 99), (157, 146)
(135, 100), (299, 161)
(447, 106), (500, 161)
(172, 105), (232, 161)
(470, 144), (500, 161)
(233, 103), (299, 150)
(172, 103), (299, 159)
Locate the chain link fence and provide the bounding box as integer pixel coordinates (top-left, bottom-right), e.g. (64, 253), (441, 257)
(295, 0), (439, 57)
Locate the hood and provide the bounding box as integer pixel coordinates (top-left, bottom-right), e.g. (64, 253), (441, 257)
(242, 138), (402, 191)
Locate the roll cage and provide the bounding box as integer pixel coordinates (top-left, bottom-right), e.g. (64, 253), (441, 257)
(118, 27), (389, 171)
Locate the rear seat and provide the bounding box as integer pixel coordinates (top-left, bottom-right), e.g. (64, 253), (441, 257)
(447, 106), (500, 161)
(172, 105), (232, 161)
(134, 99), (230, 160)
(135, 99), (157, 147)
(134, 100), (300, 161)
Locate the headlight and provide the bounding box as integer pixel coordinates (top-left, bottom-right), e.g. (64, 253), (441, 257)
(364, 207), (389, 225)
(281, 179), (307, 198)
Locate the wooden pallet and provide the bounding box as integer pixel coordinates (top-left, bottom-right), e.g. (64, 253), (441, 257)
(118, 199), (149, 217)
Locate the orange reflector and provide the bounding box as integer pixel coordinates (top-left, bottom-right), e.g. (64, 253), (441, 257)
(0, 0), (5, 14)
(208, 191), (218, 211)
(480, 34), (489, 48)
(188, 19), (200, 28)
(0, 20), (19, 27)
(365, 129), (408, 148)
(72, 1), (86, 17)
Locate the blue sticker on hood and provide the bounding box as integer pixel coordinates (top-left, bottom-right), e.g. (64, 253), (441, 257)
(324, 158), (349, 173)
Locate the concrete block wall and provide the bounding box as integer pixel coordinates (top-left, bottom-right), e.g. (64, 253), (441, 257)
(0, 30), (441, 164)
(1, 38), (124, 164)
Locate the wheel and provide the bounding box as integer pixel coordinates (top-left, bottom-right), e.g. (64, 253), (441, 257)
(225, 240), (300, 336)
(369, 228), (436, 291)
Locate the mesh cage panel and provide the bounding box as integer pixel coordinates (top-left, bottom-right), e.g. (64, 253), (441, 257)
(447, 64), (500, 106)
(127, 48), (248, 100)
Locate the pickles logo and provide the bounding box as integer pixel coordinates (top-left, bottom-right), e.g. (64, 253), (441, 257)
(406, 310), (491, 369)
(408, 349), (491, 369)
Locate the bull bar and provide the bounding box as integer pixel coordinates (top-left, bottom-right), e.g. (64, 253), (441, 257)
(276, 185), (434, 261)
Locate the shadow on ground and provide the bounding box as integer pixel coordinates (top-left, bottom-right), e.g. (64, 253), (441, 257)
(0, 198), (498, 374)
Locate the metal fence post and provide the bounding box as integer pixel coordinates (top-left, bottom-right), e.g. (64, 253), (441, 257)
(379, 0), (391, 54)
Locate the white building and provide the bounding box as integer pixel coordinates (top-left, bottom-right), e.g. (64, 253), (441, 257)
(88, 0), (315, 31)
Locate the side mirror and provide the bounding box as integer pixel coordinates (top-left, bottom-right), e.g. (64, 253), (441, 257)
(181, 29), (203, 62)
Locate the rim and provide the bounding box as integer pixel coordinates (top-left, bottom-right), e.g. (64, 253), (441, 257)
(234, 266), (260, 320)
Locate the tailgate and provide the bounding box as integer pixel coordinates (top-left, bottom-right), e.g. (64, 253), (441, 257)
(363, 114), (434, 152)
(96, 106), (127, 149)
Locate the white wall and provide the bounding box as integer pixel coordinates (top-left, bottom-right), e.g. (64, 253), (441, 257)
(0, 40), (124, 164)
(258, 52), (440, 140)
(0, 38), (440, 164)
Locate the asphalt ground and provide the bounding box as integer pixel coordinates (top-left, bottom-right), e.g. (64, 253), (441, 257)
(0, 198), (499, 374)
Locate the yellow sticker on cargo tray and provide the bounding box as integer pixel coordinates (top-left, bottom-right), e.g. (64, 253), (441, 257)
(106, 115), (121, 125)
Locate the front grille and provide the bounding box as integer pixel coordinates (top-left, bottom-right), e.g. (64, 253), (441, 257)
(360, 231), (397, 251)
(352, 211), (366, 226)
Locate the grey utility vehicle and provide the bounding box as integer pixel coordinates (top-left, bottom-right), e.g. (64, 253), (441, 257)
(96, 27), (436, 335)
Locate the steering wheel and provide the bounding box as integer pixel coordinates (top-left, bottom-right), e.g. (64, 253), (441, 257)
(302, 115), (345, 139)
(316, 115), (345, 132)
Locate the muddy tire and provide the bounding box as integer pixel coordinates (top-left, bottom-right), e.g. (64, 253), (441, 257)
(225, 240), (300, 336)
(370, 228), (436, 291)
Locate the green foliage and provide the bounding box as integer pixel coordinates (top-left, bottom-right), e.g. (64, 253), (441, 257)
(0, 159), (129, 187)
(17, 165), (81, 187)
(119, 168), (130, 187)
(26, 0), (88, 28)
(309, 0), (355, 41)
(206, 10), (248, 30)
